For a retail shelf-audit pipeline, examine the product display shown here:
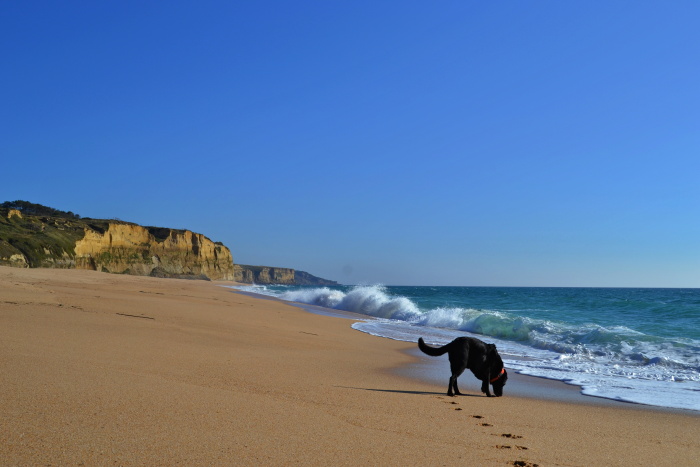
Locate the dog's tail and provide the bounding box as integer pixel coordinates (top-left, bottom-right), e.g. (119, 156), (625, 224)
(418, 337), (450, 357)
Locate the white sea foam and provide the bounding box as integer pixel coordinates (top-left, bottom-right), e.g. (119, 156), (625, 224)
(280, 287), (346, 309)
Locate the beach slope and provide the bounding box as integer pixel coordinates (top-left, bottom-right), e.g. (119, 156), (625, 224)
(1, 267), (697, 466)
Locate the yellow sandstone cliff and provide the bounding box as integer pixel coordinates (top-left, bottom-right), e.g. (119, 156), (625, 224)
(74, 223), (235, 280)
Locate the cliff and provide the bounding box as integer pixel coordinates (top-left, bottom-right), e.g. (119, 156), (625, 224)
(0, 201), (235, 280)
(0, 201), (339, 285)
(233, 265), (338, 286)
(74, 223), (235, 280)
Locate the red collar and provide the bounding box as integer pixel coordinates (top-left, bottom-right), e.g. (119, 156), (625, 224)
(490, 368), (505, 383)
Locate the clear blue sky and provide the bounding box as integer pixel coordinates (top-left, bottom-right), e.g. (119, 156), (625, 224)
(2, 1), (699, 287)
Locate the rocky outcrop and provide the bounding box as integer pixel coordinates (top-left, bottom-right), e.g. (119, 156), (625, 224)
(234, 264), (337, 285)
(2, 253), (29, 267)
(233, 265), (294, 284)
(74, 223), (235, 280)
(233, 265), (255, 283)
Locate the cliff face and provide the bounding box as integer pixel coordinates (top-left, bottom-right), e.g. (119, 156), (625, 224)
(74, 224), (235, 280)
(0, 202), (235, 281)
(233, 265), (295, 284)
(234, 264), (338, 286)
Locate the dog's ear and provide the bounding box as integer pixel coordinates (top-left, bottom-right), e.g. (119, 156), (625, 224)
(487, 343), (497, 354)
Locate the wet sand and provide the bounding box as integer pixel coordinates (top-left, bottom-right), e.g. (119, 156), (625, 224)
(1, 267), (698, 466)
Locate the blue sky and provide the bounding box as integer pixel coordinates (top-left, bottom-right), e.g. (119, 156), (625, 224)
(2, 1), (699, 286)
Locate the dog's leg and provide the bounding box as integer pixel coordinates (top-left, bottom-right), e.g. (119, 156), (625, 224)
(481, 376), (492, 397)
(452, 377), (463, 396)
(447, 376), (456, 397)
(448, 345), (468, 396)
(448, 366), (466, 396)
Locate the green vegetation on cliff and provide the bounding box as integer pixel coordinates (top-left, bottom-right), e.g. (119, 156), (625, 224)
(0, 201), (102, 268)
(1, 200), (81, 219)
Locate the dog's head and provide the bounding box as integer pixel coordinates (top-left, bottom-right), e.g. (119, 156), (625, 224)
(491, 368), (508, 397)
(487, 344), (508, 397)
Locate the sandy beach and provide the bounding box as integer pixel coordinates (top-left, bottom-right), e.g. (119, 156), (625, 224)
(1, 267), (698, 466)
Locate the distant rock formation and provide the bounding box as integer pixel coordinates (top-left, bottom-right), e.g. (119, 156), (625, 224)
(0, 201), (338, 285)
(233, 265), (338, 286)
(293, 270), (339, 286)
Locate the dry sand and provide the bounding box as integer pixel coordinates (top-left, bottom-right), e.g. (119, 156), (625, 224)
(1, 266), (698, 466)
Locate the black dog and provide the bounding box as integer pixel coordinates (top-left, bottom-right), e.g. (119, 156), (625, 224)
(418, 337), (508, 397)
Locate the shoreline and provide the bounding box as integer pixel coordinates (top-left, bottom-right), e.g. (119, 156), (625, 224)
(398, 347), (700, 415)
(237, 288), (698, 415)
(2, 267), (698, 466)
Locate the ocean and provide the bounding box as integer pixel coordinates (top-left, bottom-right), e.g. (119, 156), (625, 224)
(229, 284), (700, 411)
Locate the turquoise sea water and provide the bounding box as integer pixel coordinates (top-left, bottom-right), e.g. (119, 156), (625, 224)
(231, 284), (700, 411)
